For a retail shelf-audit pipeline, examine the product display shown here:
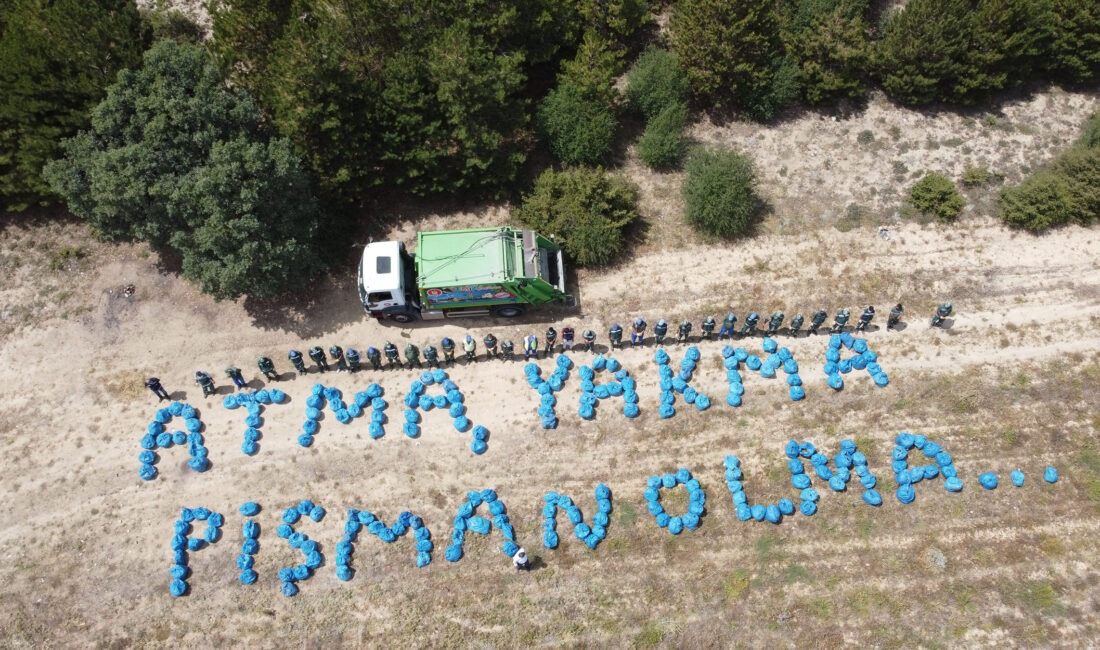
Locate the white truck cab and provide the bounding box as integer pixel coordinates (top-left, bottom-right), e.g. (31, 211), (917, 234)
(357, 241), (419, 320)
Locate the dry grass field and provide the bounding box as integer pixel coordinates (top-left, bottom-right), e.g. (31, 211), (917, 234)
(0, 87), (1098, 648)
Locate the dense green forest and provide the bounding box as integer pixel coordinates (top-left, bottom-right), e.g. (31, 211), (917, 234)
(2, 0), (1097, 297)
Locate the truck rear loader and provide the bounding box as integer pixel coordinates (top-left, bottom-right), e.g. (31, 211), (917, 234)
(358, 226), (572, 323)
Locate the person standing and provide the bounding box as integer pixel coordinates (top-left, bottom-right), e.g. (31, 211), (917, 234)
(145, 377), (170, 401)
(257, 356), (278, 380)
(345, 348), (362, 372)
(608, 323), (623, 349)
(440, 337), (456, 365)
(513, 547), (531, 571)
(366, 346), (383, 371)
(718, 313), (737, 340)
(887, 303), (904, 330)
(288, 349), (307, 374)
(523, 334), (539, 360)
(423, 344), (440, 368)
(581, 329), (596, 352)
(384, 342), (401, 368)
(544, 327), (558, 355)
(561, 326), (575, 352)
(308, 346), (329, 372)
(329, 345), (348, 372)
(225, 366), (247, 390)
(630, 318), (647, 347)
(654, 320), (668, 345)
(194, 371), (216, 397)
(404, 342), (422, 368)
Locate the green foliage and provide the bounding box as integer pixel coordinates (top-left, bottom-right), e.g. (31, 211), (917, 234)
(211, 0), (570, 200)
(998, 171), (1073, 233)
(999, 112), (1100, 231)
(44, 41), (323, 300)
(557, 30), (623, 109)
(537, 84), (616, 165)
(142, 2), (205, 44)
(961, 163), (1001, 187)
(573, 0), (652, 59)
(777, 0), (870, 105)
(1043, 0), (1100, 84)
(874, 0), (1048, 106)
(1054, 146), (1100, 222)
(682, 147), (761, 238)
(637, 103), (688, 170)
(625, 48), (689, 119)
(909, 172), (965, 222)
(513, 167), (640, 267)
(670, 0), (794, 119)
(0, 0), (148, 211)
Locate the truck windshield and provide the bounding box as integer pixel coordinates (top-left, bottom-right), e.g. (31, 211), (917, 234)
(367, 291), (393, 304)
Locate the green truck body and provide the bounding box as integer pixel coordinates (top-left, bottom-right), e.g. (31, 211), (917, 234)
(358, 227), (570, 322)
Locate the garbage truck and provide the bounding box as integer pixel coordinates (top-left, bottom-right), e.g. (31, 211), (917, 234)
(358, 226), (572, 322)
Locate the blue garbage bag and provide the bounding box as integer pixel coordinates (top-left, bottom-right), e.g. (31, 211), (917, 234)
(1011, 470), (1025, 487)
(896, 484), (915, 504)
(979, 473), (998, 490)
(750, 504), (766, 521)
(944, 477), (964, 492)
(792, 474), (811, 490)
(1044, 467), (1058, 483)
(659, 404), (675, 418)
(799, 501), (817, 516)
(862, 490), (882, 506)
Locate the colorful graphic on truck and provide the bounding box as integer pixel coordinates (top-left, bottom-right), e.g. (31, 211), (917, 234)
(424, 285), (519, 304)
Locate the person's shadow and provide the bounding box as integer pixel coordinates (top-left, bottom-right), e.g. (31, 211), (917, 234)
(528, 555), (548, 571)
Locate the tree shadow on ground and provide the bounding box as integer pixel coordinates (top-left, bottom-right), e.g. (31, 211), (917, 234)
(243, 271), (365, 338)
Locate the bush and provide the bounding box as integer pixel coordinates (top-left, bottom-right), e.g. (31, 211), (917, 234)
(909, 172), (965, 222)
(637, 103), (688, 170)
(537, 83), (616, 165)
(682, 147), (761, 238)
(999, 171), (1077, 231)
(625, 49), (689, 119)
(1054, 146), (1100, 223)
(514, 167), (640, 267)
(960, 163), (1002, 187)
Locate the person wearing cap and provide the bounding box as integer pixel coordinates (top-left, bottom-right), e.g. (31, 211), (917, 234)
(288, 349), (307, 374)
(523, 334), (539, 360)
(404, 342), (422, 368)
(718, 312), (737, 340)
(677, 320), (692, 343)
(513, 547), (531, 571)
(440, 337), (456, 365)
(653, 319), (668, 345)
(700, 316), (716, 340)
(501, 339), (515, 360)
(463, 335), (477, 362)
(608, 323), (623, 349)
(581, 329), (596, 352)
(630, 317), (647, 347)
(423, 343), (440, 368)
(145, 377), (170, 401)
(345, 348), (362, 372)
(366, 346), (382, 370)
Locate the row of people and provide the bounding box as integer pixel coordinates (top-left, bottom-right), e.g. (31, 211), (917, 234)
(156, 303), (953, 399)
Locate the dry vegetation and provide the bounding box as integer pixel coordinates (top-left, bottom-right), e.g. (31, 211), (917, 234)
(1, 87), (1099, 648)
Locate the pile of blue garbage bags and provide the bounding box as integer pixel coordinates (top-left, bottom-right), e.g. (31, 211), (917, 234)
(404, 370), (488, 453)
(224, 388), (286, 455)
(541, 483), (612, 549)
(824, 333), (887, 389)
(139, 402), (208, 480)
(336, 509), (432, 581)
(168, 507), (223, 597)
(275, 500), (326, 596)
(644, 468), (705, 534)
(445, 489), (518, 562)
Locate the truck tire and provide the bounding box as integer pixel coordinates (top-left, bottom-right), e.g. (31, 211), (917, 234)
(492, 306), (526, 318)
(392, 313), (416, 323)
